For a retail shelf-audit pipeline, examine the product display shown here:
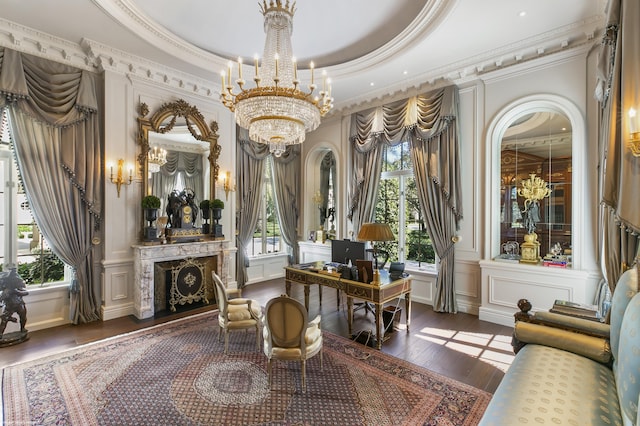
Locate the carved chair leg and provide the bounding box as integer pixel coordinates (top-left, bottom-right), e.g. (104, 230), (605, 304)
(301, 359), (306, 393)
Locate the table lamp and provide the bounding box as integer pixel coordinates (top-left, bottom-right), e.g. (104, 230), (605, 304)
(357, 222), (395, 284)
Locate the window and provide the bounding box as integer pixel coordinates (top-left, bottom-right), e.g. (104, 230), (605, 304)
(249, 157), (282, 256)
(375, 141), (435, 268)
(0, 108), (68, 285)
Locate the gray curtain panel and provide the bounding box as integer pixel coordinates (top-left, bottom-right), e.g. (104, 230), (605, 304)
(272, 146), (301, 265)
(0, 48), (103, 324)
(319, 151), (335, 226)
(236, 128), (269, 288)
(595, 0), (640, 292)
(348, 86), (462, 313)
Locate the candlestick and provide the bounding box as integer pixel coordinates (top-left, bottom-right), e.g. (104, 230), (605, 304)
(274, 53), (279, 79)
(237, 56), (243, 80)
(254, 54), (259, 77)
(630, 108), (638, 134)
(220, 70), (225, 88)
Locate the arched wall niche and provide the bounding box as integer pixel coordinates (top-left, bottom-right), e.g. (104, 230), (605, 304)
(485, 94), (587, 269)
(304, 142), (340, 240)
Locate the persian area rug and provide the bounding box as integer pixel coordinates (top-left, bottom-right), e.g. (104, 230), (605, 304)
(2, 311), (491, 425)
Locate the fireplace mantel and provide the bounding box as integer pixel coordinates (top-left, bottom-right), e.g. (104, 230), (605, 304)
(132, 240), (234, 319)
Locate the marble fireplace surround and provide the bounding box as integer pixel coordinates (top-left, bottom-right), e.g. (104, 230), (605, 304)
(132, 240), (234, 319)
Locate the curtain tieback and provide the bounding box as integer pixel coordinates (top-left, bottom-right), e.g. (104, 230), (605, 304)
(441, 235), (461, 259)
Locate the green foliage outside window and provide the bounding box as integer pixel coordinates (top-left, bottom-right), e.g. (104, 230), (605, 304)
(18, 249), (65, 285)
(375, 141), (435, 266)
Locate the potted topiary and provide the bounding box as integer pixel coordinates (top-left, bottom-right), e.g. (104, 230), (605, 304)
(199, 199), (211, 234)
(211, 198), (224, 238)
(142, 195), (161, 241)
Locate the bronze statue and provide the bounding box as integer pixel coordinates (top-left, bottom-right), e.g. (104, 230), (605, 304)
(166, 188), (199, 229)
(0, 268), (29, 345)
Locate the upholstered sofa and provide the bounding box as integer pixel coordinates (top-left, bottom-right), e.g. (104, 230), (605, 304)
(480, 266), (640, 425)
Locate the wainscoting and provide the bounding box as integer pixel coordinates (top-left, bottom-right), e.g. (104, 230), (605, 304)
(245, 252), (288, 284)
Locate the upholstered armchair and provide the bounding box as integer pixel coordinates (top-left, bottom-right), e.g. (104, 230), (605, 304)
(262, 294), (323, 393)
(212, 272), (261, 354)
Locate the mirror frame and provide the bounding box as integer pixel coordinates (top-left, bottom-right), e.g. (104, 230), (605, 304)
(137, 99), (220, 200)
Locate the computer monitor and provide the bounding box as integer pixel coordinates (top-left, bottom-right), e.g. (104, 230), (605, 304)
(331, 239), (366, 266)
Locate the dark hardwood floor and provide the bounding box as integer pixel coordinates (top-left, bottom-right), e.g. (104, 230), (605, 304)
(1, 279), (515, 393)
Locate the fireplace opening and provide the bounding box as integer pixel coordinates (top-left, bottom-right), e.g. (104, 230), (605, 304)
(154, 256), (217, 315)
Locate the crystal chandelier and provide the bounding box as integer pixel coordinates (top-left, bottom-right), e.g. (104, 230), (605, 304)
(220, 0), (333, 157)
(147, 146), (167, 173)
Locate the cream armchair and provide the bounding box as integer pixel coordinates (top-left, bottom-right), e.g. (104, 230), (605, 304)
(262, 294), (323, 393)
(212, 272), (261, 354)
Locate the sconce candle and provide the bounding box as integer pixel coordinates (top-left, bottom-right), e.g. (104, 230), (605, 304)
(219, 170), (236, 200)
(109, 158), (133, 198)
(629, 108), (638, 134)
(629, 108), (640, 157)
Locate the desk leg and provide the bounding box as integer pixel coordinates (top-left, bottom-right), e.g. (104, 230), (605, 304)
(304, 285), (310, 312)
(319, 285), (322, 306)
(405, 293), (411, 333)
(347, 296), (353, 336)
(286, 279), (291, 296)
(375, 304), (383, 350)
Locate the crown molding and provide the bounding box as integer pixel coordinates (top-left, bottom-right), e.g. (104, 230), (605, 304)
(334, 14), (604, 113)
(92, 0), (228, 72)
(81, 38), (219, 99)
(0, 17), (99, 71)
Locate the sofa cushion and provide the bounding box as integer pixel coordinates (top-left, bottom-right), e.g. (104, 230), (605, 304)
(610, 267), (638, 360)
(614, 291), (640, 425)
(479, 344), (621, 426)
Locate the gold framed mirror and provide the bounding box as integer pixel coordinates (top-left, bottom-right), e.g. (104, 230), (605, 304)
(137, 99), (220, 201)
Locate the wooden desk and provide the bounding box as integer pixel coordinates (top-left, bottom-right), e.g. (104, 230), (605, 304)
(285, 263), (411, 349)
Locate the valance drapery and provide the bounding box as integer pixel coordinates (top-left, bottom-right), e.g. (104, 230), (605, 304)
(0, 47), (103, 324)
(348, 85), (462, 312)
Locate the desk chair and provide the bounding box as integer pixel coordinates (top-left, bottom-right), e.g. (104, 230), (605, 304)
(262, 294), (323, 393)
(213, 272), (261, 354)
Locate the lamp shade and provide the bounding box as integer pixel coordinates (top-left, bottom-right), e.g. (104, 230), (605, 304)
(357, 223), (394, 242)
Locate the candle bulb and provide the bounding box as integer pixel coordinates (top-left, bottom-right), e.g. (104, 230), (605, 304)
(630, 108), (638, 134)
(292, 57), (297, 80)
(237, 56), (243, 80)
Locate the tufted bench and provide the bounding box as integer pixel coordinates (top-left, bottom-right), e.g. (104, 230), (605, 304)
(479, 267), (640, 425)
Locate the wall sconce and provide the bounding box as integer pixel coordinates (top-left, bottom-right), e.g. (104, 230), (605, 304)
(220, 170), (236, 200)
(628, 108), (640, 157)
(109, 159), (133, 198)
